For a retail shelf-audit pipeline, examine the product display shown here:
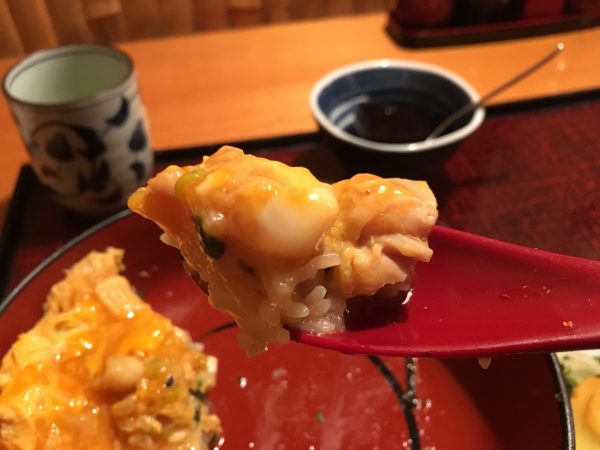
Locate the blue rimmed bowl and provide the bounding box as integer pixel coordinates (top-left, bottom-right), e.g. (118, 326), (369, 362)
(309, 59), (485, 180)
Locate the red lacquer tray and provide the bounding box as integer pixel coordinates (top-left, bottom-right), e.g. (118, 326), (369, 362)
(2, 89), (598, 296)
(2, 89), (600, 449)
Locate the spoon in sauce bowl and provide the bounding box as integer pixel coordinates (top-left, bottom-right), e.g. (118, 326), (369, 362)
(426, 42), (565, 141)
(291, 226), (600, 358)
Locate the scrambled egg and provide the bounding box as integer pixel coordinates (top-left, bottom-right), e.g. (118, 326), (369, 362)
(559, 351), (600, 450)
(572, 377), (600, 450)
(0, 248), (220, 450)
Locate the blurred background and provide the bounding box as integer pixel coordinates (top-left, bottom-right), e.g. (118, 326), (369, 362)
(0, 0), (394, 57)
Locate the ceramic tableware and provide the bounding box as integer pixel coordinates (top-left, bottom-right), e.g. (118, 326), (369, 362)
(3, 45), (153, 216)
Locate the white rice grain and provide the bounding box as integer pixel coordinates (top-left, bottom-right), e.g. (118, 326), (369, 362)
(308, 298), (331, 317)
(283, 302), (310, 319)
(303, 285), (327, 305)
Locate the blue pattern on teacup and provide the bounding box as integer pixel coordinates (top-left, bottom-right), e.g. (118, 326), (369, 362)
(27, 94), (152, 213)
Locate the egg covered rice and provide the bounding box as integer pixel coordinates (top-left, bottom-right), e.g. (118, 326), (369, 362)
(0, 248), (220, 450)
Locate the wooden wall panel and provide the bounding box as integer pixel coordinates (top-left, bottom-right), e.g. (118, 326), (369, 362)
(85, 0), (128, 43)
(264, 0), (290, 23)
(229, 0), (264, 27)
(288, 0), (327, 20)
(121, 0), (163, 39)
(327, 0), (354, 15)
(83, 0), (122, 20)
(88, 15), (128, 43)
(6, 0), (57, 52)
(0, 0), (23, 57)
(159, 0), (194, 35)
(45, 0), (94, 45)
(354, 0), (388, 13)
(229, 0), (261, 7)
(192, 0), (229, 31)
(0, 0), (391, 57)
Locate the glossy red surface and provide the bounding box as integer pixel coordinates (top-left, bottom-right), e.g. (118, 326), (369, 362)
(4, 95), (600, 297)
(294, 225), (600, 357)
(0, 212), (572, 449)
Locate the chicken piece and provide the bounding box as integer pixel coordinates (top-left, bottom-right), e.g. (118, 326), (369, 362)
(325, 174), (437, 299)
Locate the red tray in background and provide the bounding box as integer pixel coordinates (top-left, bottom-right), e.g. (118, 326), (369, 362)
(1, 89), (600, 298)
(387, 12), (600, 47)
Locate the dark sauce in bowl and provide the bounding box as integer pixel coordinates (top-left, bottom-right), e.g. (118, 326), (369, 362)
(351, 100), (448, 143)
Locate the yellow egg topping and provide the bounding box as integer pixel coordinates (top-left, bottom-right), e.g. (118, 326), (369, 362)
(570, 377), (600, 450)
(0, 248), (220, 450)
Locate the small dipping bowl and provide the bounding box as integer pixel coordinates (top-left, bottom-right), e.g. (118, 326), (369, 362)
(309, 59), (485, 180)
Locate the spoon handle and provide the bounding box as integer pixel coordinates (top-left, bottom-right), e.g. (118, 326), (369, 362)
(292, 226), (600, 358)
(427, 42), (565, 140)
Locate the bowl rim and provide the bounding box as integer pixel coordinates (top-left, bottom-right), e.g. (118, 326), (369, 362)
(309, 59), (486, 153)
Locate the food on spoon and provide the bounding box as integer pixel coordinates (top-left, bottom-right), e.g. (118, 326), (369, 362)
(0, 248), (220, 450)
(128, 146), (438, 355)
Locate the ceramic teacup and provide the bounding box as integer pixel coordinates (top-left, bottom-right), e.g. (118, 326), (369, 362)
(3, 45), (153, 216)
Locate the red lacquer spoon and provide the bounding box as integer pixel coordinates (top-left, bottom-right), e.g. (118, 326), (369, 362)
(291, 226), (600, 357)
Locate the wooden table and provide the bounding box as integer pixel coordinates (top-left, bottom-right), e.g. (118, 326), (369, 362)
(0, 12), (599, 227)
